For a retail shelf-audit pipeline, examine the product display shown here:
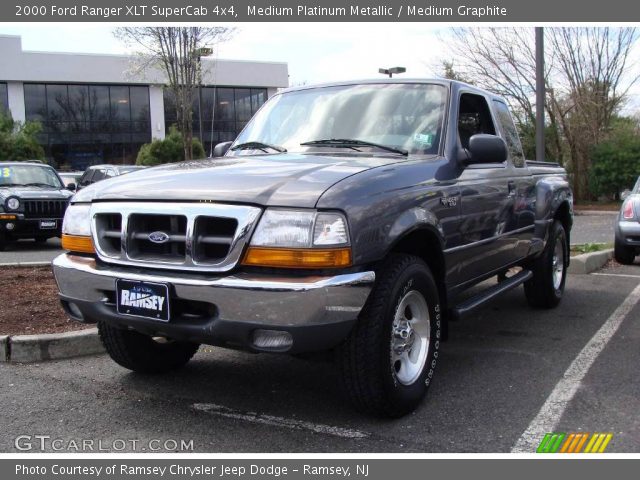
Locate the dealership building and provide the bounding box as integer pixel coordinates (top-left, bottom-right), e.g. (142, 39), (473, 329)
(0, 35), (289, 169)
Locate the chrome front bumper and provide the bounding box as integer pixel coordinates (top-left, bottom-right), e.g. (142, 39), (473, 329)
(52, 253), (375, 353)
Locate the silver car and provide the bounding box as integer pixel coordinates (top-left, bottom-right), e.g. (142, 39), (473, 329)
(615, 176), (640, 264)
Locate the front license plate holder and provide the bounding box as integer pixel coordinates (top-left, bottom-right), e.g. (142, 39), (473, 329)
(116, 279), (170, 322)
(39, 220), (57, 229)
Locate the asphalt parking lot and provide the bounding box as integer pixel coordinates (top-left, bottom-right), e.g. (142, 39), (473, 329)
(1, 213), (637, 453)
(1, 260), (639, 453)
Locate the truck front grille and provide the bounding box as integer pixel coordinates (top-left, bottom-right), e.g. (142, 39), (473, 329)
(91, 202), (261, 272)
(23, 199), (68, 219)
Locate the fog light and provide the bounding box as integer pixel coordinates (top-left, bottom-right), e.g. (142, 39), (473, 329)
(252, 329), (293, 350)
(5, 222), (15, 230)
(62, 300), (84, 321)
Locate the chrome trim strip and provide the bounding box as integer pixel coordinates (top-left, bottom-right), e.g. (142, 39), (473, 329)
(90, 202), (262, 273)
(443, 225), (535, 254)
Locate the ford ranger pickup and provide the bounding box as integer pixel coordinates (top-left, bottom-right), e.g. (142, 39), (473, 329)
(53, 80), (573, 417)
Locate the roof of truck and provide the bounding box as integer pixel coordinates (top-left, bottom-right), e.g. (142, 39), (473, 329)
(279, 78), (504, 102)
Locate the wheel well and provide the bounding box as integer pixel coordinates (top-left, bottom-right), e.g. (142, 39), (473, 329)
(390, 229), (447, 308)
(554, 201), (572, 246)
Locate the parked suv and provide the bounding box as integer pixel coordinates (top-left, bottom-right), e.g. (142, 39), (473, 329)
(77, 165), (145, 190)
(0, 161), (73, 249)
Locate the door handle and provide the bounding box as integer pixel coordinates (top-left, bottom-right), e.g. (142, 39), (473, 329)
(507, 181), (516, 196)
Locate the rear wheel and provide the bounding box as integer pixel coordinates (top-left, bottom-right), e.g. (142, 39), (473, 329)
(98, 321), (200, 373)
(339, 254), (441, 417)
(524, 220), (568, 308)
(614, 240), (636, 265)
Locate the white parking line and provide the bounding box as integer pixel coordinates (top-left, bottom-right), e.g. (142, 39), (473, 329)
(592, 272), (640, 279)
(192, 403), (370, 439)
(512, 282), (640, 453)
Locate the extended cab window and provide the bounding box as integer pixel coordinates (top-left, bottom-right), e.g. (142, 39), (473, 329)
(458, 93), (496, 151)
(493, 100), (525, 167)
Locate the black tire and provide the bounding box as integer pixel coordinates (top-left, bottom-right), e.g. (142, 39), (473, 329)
(98, 321), (199, 373)
(339, 253), (441, 417)
(524, 220), (568, 308)
(614, 240), (636, 265)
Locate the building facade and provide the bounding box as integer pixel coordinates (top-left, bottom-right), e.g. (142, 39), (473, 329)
(0, 35), (288, 169)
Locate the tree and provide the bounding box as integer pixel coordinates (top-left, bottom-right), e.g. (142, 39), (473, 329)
(589, 116), (640, 199)
(548, 28), (638, 200)
(136, 125), (205, 166)
(439, 27), (638, 201)
(115, 27), (235, 161)
(0, 110), (45, 161)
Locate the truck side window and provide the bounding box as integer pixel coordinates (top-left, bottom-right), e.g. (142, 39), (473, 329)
(493, 100), (525, 167)
(458, 93), (496, 151)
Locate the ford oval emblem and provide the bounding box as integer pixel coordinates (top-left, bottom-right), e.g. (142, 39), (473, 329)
(148, 231), (170, 244)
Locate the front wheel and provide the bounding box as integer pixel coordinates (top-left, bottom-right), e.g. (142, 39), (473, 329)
(339, 254), (441, 417)
(98, 322), (200, 373)
(524, 220), (568, 308)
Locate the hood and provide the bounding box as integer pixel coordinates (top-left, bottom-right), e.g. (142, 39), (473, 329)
(73, 154), (405, 208)
(0, 186), (73, 200)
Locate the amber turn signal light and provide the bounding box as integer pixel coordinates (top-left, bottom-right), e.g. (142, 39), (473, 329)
(61, 234), (96, 254)
(242, 247), (352, 269)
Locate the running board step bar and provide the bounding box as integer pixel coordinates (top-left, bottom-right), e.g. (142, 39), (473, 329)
(450, 270), (533, 321)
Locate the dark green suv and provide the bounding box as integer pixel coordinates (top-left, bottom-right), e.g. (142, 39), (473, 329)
(0, 161), (74, 250)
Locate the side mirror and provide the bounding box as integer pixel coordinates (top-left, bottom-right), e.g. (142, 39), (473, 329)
(66, 183), (76, 191)
(462, 134), (508, 165)
(213, 141), (233, 158)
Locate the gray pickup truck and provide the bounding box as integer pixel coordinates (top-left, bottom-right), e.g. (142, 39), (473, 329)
(53, 80), (572, 417)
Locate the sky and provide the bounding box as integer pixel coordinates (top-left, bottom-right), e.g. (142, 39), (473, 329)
(1, 24), (638, 112)
(0, 24), (447, 85)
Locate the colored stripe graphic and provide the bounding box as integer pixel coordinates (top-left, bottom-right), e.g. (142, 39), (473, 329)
(537, 433), (613, 453)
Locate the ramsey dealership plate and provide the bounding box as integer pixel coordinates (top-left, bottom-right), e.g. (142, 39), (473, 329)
(116, 279), (170, 322)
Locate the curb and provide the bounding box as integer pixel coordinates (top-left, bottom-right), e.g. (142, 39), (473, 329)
(568, 249), (614, 275)
(0, 261), (52, 267)
(1, 328), (105, 363)
(573, 210), (618, 216)
(0, 335), (8, 362)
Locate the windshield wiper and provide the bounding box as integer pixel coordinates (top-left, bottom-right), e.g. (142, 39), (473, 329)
(300, 138), (408, 156)
(230, 141), (287, 153)
(23, 183), (56, 188)
(0, 183), (24, 188)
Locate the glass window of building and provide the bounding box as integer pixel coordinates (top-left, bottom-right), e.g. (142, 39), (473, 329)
(0, 83), (8, 113)
(165, 86), (268, 155)
(23, 83), (151, 169)
(24, 84), (47, 122)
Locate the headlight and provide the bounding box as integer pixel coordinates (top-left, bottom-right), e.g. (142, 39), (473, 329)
(243, 209), (352, 268)
(61, 204), (95, 254)
(6, 197), (20, 210)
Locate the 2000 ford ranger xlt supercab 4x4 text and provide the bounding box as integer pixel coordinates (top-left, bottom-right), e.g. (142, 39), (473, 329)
(53, 80), (573, 417)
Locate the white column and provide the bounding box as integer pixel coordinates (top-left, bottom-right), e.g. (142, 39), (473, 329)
(6, 82), (25, 123)
(148, 85), (165, 140)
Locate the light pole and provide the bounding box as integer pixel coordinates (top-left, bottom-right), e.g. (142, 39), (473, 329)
(196, 47), (213, 148)
(535, 28), (545, 162)
(379, 67), (406, 78)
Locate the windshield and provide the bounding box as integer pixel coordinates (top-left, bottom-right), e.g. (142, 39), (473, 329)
(231, 83), (447, 156)
(0, 165), (63, 188)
